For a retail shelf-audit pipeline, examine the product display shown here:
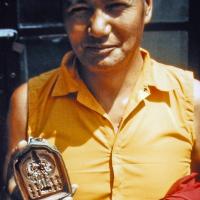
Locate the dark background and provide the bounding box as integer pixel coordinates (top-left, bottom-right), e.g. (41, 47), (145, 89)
(0, 0), (200, 195)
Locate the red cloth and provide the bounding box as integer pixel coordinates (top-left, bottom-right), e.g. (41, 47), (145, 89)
(163, 173), (200, 200)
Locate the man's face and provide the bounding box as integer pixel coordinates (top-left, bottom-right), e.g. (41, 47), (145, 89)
(64, 0), (151, 71)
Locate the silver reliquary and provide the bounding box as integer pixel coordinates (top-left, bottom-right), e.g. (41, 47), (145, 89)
(13, 138), (72, 200)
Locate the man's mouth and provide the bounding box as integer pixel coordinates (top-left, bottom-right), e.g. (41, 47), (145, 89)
(83, 44), (117, 54)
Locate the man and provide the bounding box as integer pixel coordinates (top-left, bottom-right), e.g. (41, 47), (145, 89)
(5, 0), (200, 199)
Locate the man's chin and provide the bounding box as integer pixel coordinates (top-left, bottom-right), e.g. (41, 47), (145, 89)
(78, 51), (125, 71)
(83, 60), (122, 72)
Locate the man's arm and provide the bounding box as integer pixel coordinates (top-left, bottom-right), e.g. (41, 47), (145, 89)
(192, 79), (200, 172)
(7, 83), (28, 152)
(4, 83), (77, 199)
(4, 83), (28, 180)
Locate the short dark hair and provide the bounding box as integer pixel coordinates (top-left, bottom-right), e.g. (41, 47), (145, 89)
(62, 0), (71, 8)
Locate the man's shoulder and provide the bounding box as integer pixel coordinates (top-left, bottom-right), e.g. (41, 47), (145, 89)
(151, 59), (194, 91)
(10, 83), (28, 108)
(152, 59), (192, 76)
(29, 68), (59, 86)
(28, 68), (61, 94)
(194, 79), (200, 106)
(28, 51), (74, 91)
(192, 79), (200, 168)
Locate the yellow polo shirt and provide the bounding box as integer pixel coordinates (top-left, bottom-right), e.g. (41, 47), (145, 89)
(28, 49), (194, 199)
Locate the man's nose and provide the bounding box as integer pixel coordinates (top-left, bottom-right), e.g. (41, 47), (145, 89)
(88, 9), (111, 38)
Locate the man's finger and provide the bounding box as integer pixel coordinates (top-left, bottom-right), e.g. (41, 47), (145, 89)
(63, 197), (73, 200)
(17, 140), (28, 150)
(72, 184), (78, 194)
(8, 176), (16, 194)
(7, 140), (28, 196)
(11, 140), (28, 155)
(62, 184), (78, 200)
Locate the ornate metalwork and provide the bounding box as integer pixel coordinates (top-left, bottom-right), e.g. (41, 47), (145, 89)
(13, 138), (72, 200)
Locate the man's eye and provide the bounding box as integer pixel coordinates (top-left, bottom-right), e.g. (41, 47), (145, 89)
(106, 3), (128, 12)
(67, 5), (89, 14)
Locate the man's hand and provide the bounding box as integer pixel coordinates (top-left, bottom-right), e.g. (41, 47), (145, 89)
(7, 140), (78, 200)
(7, 140), (28, 200)
(63, 184), (78, 200)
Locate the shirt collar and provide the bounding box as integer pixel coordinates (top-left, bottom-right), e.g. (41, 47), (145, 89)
(141, 49), (175, 92)
(52, 52), (79, 97)
(52, 49), (175, 97)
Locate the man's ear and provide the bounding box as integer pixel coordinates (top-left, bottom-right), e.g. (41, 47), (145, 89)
(144, 0), (153, 24)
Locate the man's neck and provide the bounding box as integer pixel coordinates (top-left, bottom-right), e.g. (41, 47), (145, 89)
(78, 49), (144, 112)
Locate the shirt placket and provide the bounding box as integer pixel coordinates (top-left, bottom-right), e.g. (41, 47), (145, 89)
(109, 85), (151, 200)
